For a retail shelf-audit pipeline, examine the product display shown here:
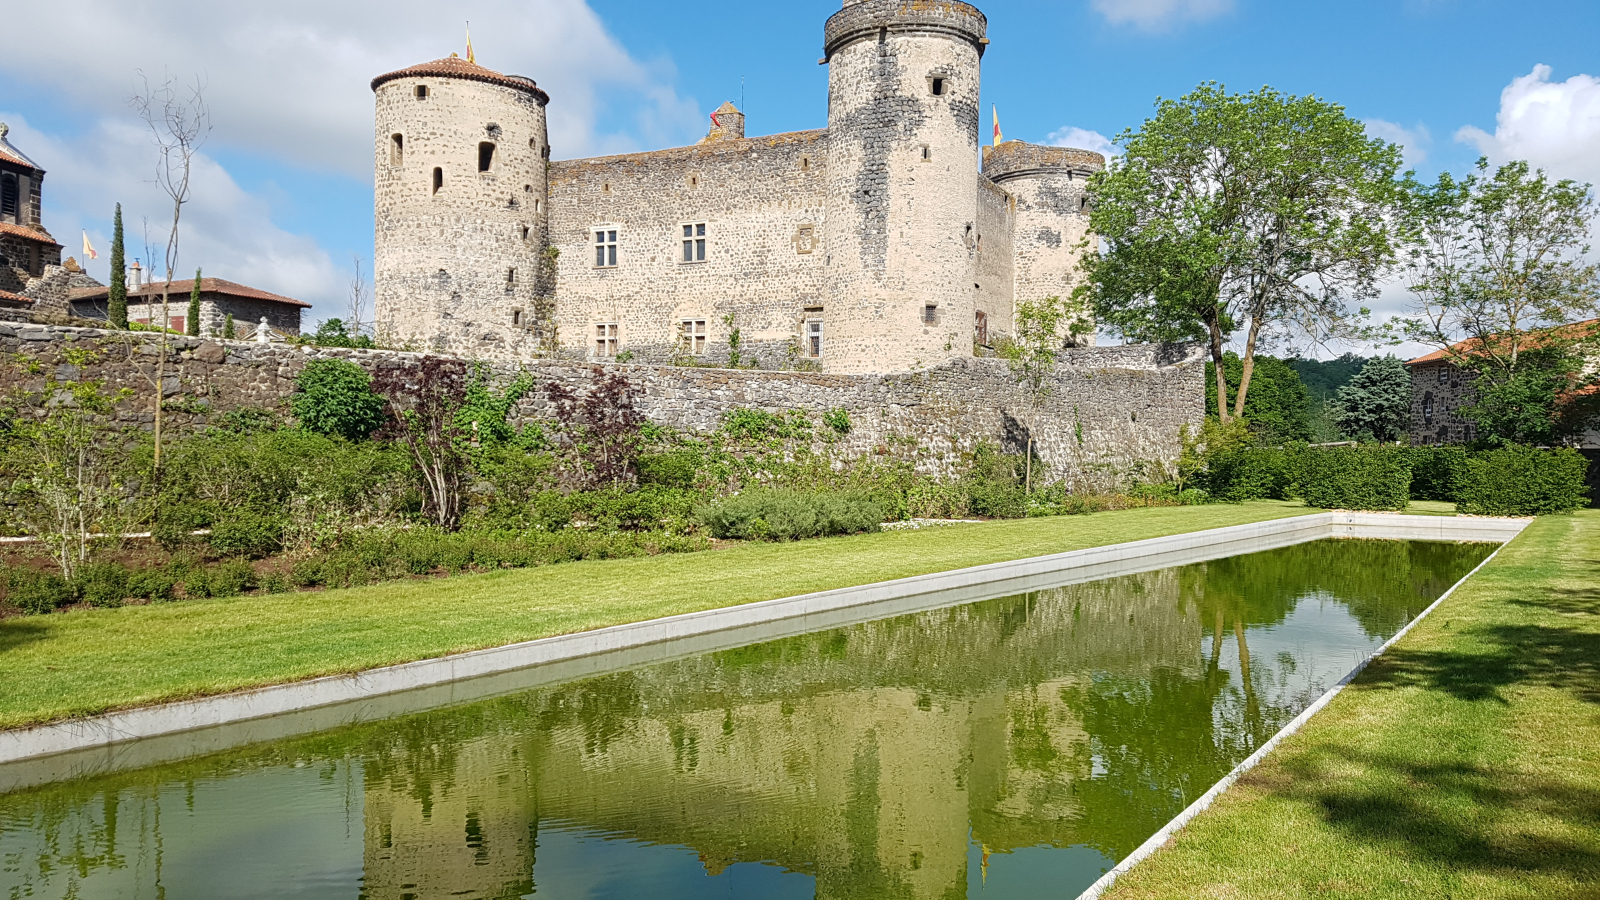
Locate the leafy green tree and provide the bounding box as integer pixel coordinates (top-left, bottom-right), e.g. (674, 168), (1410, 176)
(185, 267), (202, 336)
(1460, 347), (1597, 446)
(1331, 355), (1411, 441)
(309, 317), (376, 349)
(1204, 352), (1312, 442)
(107, 204), (128, 329)
(1289, 352), (1369, 440)
(1000, 295), (1077, 492)
(222, 313), (235, 339)
(1078, 83), (1406, 424)
(289, 358), (386, 442)
(1400, 159), (1600, 444)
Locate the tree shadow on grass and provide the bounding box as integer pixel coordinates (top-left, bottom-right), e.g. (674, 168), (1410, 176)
(1363, 570), (1600, 706)
(0, 618), (52, 655)
(1279, 748), (1600, 883)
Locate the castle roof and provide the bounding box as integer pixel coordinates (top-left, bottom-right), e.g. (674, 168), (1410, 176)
(982, 141), (1105, 183)
(0, 123), (41, 172)
(824, 0), (988, 62)
(0, 288), (33, 307)
(69, 276), (313, 309)
(370, 56), (550, 105)
(551, 128), (825, 175)
(0, 221), (59, 246)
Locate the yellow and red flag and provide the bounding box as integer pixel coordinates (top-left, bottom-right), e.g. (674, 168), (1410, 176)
(466, 23), (475, 63)
(992, 106), (1002, 146)
(82, 231), (98, 260)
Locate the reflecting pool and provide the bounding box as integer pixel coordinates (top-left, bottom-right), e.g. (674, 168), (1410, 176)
(0, 538), (1493, 899)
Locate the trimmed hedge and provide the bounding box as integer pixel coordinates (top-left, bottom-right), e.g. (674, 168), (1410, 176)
(1202, 446), (1297, 502)
(1407, 446), (1469, 502)
(697, 490), (883, 542)
(1456, 446), (1590, 516)
(1296, 446), (1411, 511)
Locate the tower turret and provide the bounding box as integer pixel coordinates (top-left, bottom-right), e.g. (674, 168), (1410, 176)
(821, 0), (988, 373)
(983, 141), (1103, 345)
(371, 55), (551, 353)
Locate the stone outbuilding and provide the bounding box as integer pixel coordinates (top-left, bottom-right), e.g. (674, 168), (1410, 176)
(1405, 319), (1600, 447)
(0, 122), (63, 306)
(69, 274), (308, 337)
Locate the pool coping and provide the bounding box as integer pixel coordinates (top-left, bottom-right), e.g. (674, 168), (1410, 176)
(1071, 517), (1528, 900)
(0, 512), (1528, 779)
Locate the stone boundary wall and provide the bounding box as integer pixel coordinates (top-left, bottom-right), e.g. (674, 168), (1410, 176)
(0, 322), (1204, 486)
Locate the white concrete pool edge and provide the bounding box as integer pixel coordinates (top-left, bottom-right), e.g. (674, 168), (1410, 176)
(1071, 517), (1529, 900)
(0, 512), (1526, 768)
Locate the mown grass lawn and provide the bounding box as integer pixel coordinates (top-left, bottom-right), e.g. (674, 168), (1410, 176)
(1104, 509), (1600, 900)
(0, 501), (1308, 731)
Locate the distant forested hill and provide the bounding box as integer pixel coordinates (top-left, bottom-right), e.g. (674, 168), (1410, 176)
(1289, 354), (1371, 441)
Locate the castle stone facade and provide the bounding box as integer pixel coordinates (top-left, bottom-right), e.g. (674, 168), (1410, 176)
(371, 0), (1103, 374)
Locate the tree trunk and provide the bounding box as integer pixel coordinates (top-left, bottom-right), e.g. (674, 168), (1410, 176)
(1208, 316), (1231, 423)
(1232, 315), (1264, 421)
(1025, 434), (1033, 495)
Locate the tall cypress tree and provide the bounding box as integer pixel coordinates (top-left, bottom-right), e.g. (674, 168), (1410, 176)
(108, 203), (127, 328)
(186, 267), (202, 336)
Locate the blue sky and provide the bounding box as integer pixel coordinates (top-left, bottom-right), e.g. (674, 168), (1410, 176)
(2, 0), (1596, 350)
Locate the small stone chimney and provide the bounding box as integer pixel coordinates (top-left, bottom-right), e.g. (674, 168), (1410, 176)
(700, 102), (745, 144)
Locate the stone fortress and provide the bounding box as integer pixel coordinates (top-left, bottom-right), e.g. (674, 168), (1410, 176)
(372, 0), (1105, 374)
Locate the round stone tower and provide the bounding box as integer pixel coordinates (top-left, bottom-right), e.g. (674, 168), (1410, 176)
(821, 0), (987, 374)
(983, 141), (1104, 345)
(371, 55), (550, 353)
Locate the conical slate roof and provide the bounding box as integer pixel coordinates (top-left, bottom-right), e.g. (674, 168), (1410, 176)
(370, 55), (549, 104)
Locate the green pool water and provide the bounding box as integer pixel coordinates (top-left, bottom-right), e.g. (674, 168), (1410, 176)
(0, 538), (1494, 900)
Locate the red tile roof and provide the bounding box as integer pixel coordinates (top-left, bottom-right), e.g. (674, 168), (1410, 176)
(0, 222), (59, 246)
(1406, 319), (1600, 366)
(0, 146), (36, 170)
(371, 55), (549, 104)
(69, 276), (312, 309)
(0, 288), (33, 306)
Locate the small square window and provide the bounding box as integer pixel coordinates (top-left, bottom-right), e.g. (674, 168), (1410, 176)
(511, 309), (523, 327)
(595, 322), (618, 357)
(594, 229), (618, 267)
(805, 319), (823, 358)
(931, 77), (945, 96)
(679, 318), (707, 355)
(682, 223), (706, 262)
(415, 85), (429, 100)
(922, 304), (938, 324)
(1438, 366), (1448, 383)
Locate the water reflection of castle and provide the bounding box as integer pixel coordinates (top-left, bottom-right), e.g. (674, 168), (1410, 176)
(359, 567), (1205, 900)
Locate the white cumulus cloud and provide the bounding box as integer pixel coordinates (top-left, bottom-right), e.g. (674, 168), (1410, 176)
(1046, 125), (1119, 160)
(1363, 119), (1431, 169)
(1090, 0), (1234, 31)
(1455, 64), (1600, 185)
(0, 0), (704, 178)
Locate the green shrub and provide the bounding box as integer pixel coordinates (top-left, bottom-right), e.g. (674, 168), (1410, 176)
(1298, 445), (1410, 510)
(207, 559), (257, 597)
(152, 501), (216, 551)
(697, 490), (882, 541)
(73, 562), (130, 608)
(1407, 446), (1469, 502)
(1203, 446), (1296, 502)
(209, 509), (286, 558)
(127, 569), (176, 601)
(289, 556), (326, 588)
(1456, 446), (1590, 516)
(260, 571), (291, 594)
(3, 569), (74, 614)
(959, 445), (1027, 518)
(290, 358), (386, 442)
(637, 450), (701, 489)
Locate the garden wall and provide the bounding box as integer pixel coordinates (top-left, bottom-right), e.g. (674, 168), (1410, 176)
(0, 321), (1204, 487)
